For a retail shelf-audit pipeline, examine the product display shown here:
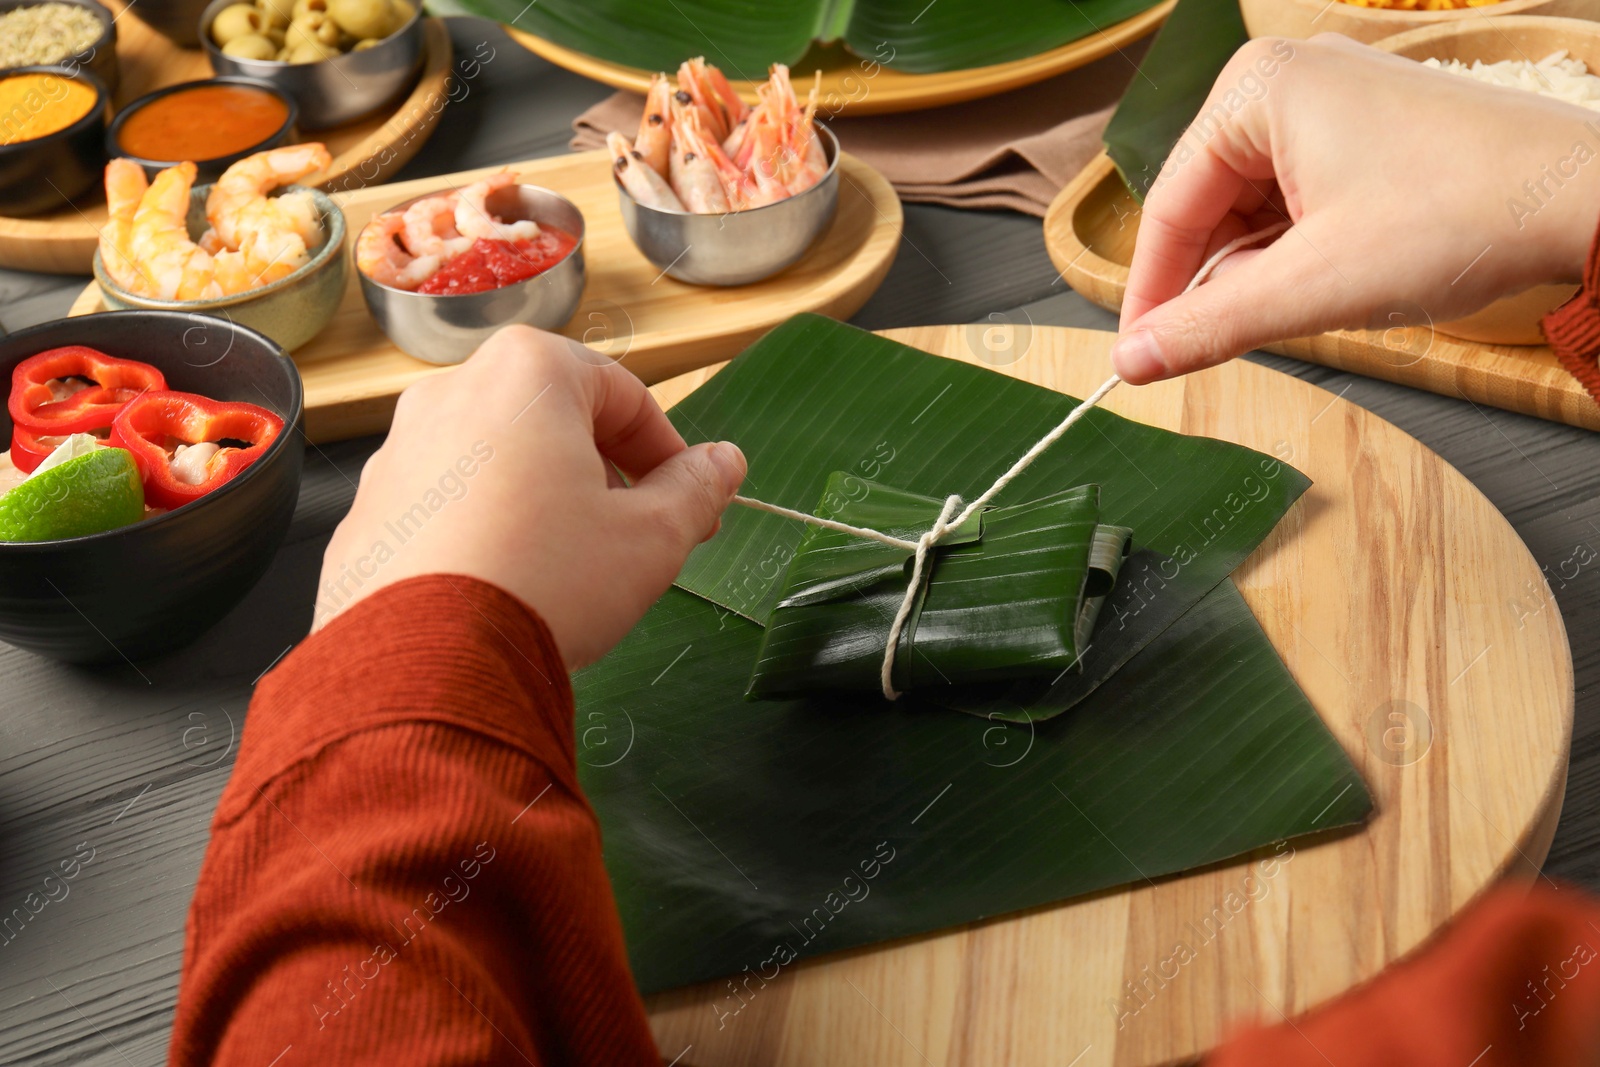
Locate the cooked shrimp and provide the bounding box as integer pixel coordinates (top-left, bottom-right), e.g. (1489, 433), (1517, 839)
(128, 161), (221, 301)
(403, 193), (473, 259)
(667, 100), (732, 214)
(356, 213), (440, 291)
(454, 171), (541, 243)
(676, 107), (751, 210)
(205, 143), (332, 258)
(170, 442), (228, 485)
(677, 56), (744, 143)
(635, 72), (674, 178)
(607, 132), (685, 211)
(722, 112), (751, 165)
(791, 74), (828, 192)
(101, 159), (148, 293)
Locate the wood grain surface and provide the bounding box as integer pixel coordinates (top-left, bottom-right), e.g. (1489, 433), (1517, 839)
(0, 8), (454, 276)
(1043, 151), (1600, 432)
(637, 324), (1573, 1067)
(503, 0), (1176, 116)
(66, 147), (902, 441)
(6, 22), (1600, 1067)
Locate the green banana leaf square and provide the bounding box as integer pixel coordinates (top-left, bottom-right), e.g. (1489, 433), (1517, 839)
(574, 315), (1372, 995)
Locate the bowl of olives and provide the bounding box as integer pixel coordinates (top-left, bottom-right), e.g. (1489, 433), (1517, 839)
(200, 0), (424, 129)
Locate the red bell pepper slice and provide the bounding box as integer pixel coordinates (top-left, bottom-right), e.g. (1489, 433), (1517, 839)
(9, 425), (65, 473)
(9, 347), (167, 439)
(109, 391), (284, 511)
(8, 347), (167, 473)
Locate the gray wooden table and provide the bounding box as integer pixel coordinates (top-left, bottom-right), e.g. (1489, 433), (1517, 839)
(0, 18), (1595, 1064)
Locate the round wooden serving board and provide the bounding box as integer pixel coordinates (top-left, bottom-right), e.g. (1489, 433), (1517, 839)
(0, 5), (453, 275)
(639, 324), (1573, 1067)
(505, 0), (1175, 116)
(69, 148), (903, 441)
(1043, 151), (1600, 433)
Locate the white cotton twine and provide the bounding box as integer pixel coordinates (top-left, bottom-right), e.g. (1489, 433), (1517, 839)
(733, 221), (1290, 700)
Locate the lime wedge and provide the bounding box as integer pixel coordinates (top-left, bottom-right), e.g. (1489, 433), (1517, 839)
(28, 432), (102, 479)
(0, 446), (145, 542)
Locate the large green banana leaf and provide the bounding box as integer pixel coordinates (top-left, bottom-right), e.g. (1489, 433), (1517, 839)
(453, 0), (1165, 74)
(1102, 0), (1248, 201)
(573, 314), (1371, 994)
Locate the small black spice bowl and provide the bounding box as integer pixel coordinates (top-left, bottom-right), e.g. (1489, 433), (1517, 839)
(0, 64), (108, 217)
(0, 0), (118, 94)
(108, 75), (298, 183)
(0, 311), (305, 663)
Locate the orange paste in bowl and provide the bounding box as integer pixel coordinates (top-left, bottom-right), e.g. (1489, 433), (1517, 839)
(0, 73), (97, 146)
(117, 84), (289, 162)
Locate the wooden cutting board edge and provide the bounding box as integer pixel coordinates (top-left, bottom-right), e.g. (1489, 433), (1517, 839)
(639, 323), (1574, 1067)
(1043, 151), (1600, 433)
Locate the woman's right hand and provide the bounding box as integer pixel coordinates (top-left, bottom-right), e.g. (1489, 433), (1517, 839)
(1112, 33), (1600, 383)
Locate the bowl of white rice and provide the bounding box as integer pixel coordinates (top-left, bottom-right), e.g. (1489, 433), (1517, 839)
(1379, 16), (1600, 345)
(1241, 0), (1598, 47)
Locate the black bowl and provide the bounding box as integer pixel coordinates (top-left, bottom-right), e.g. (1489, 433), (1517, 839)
(0, 0), (117, 93)
(0, 311), (305, 663)
(108, 76), (297, 183)
(0, 65), (108, 216)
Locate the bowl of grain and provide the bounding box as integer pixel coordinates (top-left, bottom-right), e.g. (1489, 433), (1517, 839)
(1239, 0), (1600, 46)
(1376, 15), (1600, 345)
(0, 0), (116, 94)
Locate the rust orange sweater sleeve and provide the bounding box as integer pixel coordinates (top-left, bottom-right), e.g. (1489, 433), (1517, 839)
(168, 574), (659, 1067)
(1544, 211), (1600, 403)
(1208, 883), (1600, 1067)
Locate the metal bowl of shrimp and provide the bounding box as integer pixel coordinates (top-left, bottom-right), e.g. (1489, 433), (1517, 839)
(91, 146), (347, 353)
(606, 65), (840, 287)
(354, 177), (586, 366)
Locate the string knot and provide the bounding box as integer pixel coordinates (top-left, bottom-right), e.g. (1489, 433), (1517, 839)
(880, 493), (964, 701)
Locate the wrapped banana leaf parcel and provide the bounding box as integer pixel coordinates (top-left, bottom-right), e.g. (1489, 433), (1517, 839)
(573, 314), (1372, 995)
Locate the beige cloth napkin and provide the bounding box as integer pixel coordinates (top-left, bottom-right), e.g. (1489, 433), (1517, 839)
(570, 38), (1151, 217)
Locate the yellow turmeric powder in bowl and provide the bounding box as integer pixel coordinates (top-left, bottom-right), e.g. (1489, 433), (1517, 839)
(0, 72), (98, 146)
(1338, 0), (1502, 8)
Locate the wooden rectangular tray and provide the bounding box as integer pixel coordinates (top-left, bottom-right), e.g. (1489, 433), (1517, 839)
(68, 148), (902, 442)
(1043, 151), (1600, 432)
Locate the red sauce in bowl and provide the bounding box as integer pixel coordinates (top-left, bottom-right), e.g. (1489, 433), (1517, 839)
(117, 84), (289, 162)
(416, 228), (578, 296)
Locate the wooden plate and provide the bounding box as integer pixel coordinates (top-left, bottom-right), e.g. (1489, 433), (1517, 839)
(68, 148), (902, 441)
(640, 323), (1573, 1067)
(0, 7), (454, 275)
(505, 0), (1176, 117)
(1238, 0), (1600, 45)
(1043, 151), (1600, 432)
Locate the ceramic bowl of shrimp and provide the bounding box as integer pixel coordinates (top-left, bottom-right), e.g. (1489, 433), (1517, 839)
(91, 144), (347, 352)
(355, 175), (585, 365)
(0, 310), (303, 663)
(606, 59), (841, 287)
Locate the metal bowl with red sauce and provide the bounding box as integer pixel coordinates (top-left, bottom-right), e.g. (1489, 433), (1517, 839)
(356, 183), (587, 366)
